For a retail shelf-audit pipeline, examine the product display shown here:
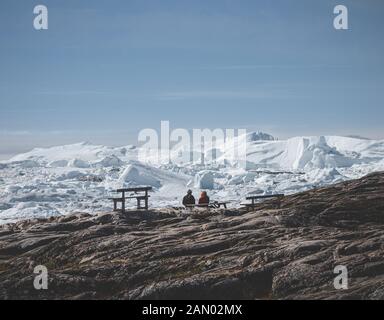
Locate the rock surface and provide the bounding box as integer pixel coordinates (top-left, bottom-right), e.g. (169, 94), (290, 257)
(0, 172), (384, 300)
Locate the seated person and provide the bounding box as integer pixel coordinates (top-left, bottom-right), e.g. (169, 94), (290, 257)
(198, 191), (210, 206)
(182, 190), (196, 207)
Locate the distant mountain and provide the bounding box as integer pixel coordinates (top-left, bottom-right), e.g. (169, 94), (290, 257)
(246, 131), (276, 142)
(7, 134), (384, 171)
(345, 135), (371, 140)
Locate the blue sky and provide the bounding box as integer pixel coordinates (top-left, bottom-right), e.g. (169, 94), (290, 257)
(0, 0), (383, 158)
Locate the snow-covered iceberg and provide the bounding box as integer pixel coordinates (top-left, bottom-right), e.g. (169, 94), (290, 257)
(0, 133), (383, 223)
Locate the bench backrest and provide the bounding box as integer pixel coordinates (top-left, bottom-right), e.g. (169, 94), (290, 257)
(116, 187), (153, 193)
(246, 194), (284, 200)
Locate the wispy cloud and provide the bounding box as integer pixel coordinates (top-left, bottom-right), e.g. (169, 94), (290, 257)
(206, 64), (351, 70)
(157, 89), (301, 101)
(0, 130), (32, 136)
(34, 90), (110, 96)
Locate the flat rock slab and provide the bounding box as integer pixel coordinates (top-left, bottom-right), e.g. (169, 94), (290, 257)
(0, 172), (384, 300)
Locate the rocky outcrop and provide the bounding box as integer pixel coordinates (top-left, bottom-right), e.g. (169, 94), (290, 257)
(0, 172), (384, 300)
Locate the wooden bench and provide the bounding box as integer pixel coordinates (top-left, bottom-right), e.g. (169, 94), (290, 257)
(185, 204), (209, 210)
(110, 186), (152, 212)
(211, 201), (231, 209)
(242, 194), (284, 210)
(185, 201), (231, 210)
(109, 197), (124, 211)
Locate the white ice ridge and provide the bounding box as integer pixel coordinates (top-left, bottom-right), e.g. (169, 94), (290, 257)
(1, 133), (384, 223)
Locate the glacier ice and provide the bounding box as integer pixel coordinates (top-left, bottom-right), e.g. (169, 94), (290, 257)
(1, 132), (384, 223)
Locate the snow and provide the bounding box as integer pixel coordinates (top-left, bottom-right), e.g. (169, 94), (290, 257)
(0, 203), (62, 224)
(1, 132), (384, 224)
(68, 159), (90, 168)
(57, 171), (85, 181)
(9, 160), (40, 169)
(194, 171), (215, 190)
(48, 160), (69, 168)
(305, 168), (346, 185)
(244, 136), (360, 171)
(119, 164), (162, 188)
(96, 155), (124, 168)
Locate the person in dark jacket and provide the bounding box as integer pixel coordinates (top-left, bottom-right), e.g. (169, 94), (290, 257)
(183, 190), (196, 207)
(198, 191), (210, 206)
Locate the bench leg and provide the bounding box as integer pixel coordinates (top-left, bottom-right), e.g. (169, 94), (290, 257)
(113, 201), (117, 211)
(144, 191), (148, 210)
(122, 192), (125, 213)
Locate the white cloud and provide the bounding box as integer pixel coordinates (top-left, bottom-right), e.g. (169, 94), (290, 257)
(157, 89), (295, 101)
